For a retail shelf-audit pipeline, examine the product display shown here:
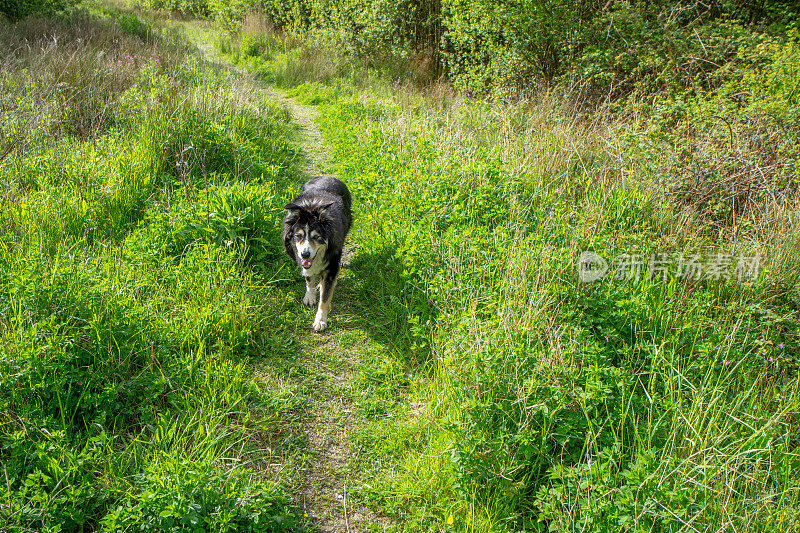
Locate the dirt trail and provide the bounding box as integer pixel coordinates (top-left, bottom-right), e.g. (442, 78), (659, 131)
(189, 26), (384, 533)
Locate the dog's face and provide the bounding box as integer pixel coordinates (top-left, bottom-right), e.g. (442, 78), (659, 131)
(290, 224), (327, 269)
(283, 201), (333, 271)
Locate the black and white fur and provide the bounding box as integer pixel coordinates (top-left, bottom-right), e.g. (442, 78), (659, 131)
(283, 176), (352, 332)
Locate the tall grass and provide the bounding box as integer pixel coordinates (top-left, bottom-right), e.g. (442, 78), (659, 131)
(3, 2), (797, 529)
(0, 6), (308, 531)
(332, 89), (800, 532)
(217, 20), (800, 531)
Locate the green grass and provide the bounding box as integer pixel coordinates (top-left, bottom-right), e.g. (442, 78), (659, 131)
(213, 19), (800, 532)
(0, 5), (311, 531)
(2, 2), (800, 532)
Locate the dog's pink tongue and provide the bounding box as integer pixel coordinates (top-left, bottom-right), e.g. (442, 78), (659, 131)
(302, 259), (313, 268)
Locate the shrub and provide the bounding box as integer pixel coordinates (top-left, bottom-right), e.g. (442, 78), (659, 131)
(0, 0), (76, 20)
(441, 0), (579, 94)
(144, 0), (210, 16)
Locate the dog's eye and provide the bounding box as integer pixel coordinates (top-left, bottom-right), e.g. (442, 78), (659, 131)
(312, 235), (324, 243)
(294, 233), (304, 241)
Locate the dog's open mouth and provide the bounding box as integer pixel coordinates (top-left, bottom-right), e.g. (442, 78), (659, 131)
(302, 258), (314, 269)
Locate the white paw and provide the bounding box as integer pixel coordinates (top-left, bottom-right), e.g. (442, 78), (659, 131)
(313, 318), (327, 332)
(302, 292), (317, 306)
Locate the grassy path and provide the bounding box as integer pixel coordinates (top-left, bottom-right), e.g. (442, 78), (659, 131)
(186, 23), (391, 532)
(8, 4), (798, 530)
(186, 27), (327, 174)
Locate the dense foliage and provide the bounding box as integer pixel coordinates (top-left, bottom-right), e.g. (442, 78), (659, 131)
(153, 0), (800, 213)
(0, 0), (77, 19)
(213, 0), (800, 528)
(0, 8), (302, 530)
(147, 0), (800, 93)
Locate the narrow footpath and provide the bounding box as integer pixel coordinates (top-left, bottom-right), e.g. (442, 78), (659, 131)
(187, 23), (391, 532)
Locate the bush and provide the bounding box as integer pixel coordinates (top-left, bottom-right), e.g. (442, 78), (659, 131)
(0, 0), (75, 20)
(144, 0), (210, 16)
(225, 0), (799, 98)
(441, 0), (579, 94)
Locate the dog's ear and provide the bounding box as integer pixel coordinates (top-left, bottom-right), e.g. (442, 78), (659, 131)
(282, 220), (297, 261)
(317, 201), (335, 218)
(284, 202), (301, 211)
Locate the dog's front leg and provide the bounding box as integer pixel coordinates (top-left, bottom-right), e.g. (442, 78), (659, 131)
(313, 274), (337, 332)
(302, 274), (318, 306)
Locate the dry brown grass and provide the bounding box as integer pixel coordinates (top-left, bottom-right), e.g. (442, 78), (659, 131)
(241, 9), (273, 39)
(669, 119), (798, 229)
(0, 11), (186, 145)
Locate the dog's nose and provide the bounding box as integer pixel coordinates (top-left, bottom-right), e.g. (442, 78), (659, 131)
(300, 250), (311, 259)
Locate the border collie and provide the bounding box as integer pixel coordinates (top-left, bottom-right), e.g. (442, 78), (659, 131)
(283, 176), (352, 332)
